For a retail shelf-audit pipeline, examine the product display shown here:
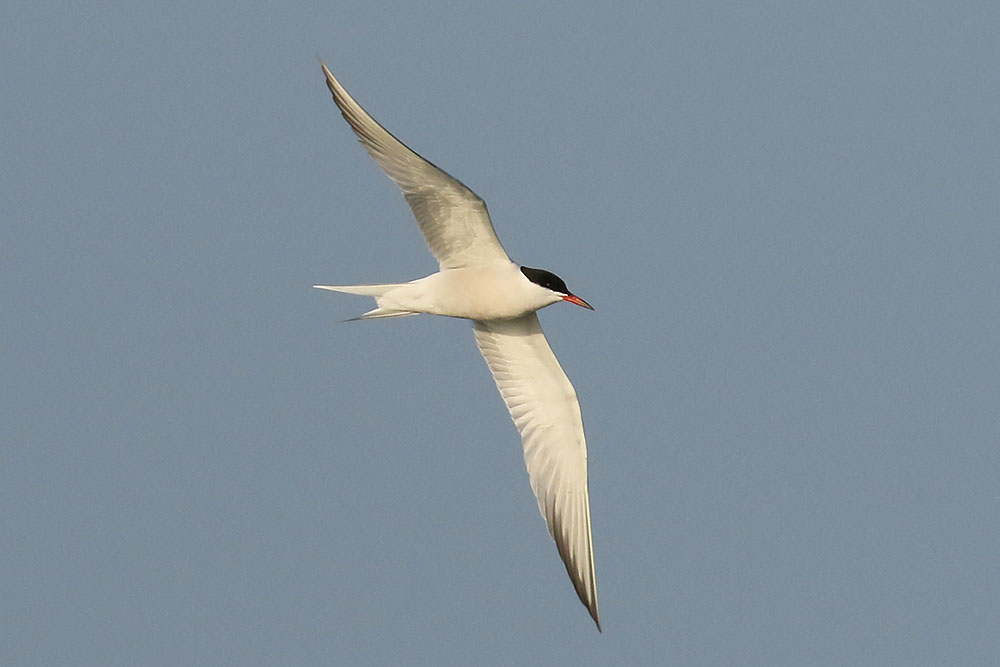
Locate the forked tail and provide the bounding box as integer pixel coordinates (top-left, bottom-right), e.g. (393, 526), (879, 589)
(313, 283), (418, 320)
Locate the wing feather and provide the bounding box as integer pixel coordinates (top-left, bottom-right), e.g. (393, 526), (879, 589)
(472, 314), (600, 629)
(320, 61), (509, 269)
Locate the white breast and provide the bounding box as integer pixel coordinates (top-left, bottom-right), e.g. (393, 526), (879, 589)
(382, 263), (562, 321)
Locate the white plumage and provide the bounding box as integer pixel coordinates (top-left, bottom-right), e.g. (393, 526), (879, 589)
(315, 60), (600, 629)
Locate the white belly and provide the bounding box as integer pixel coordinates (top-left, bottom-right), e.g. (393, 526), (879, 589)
(381, 262), (560, 321)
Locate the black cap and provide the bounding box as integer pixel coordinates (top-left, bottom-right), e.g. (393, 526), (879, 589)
(520, 266), (570, 294)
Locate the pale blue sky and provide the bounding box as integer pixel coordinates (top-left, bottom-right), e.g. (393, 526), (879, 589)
(4, 2), (999, 665)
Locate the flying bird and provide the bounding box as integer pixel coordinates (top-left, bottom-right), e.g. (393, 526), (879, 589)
(314, 60), (600, 630)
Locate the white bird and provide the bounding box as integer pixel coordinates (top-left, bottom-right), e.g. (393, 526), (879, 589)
(314, 60), (600, 630)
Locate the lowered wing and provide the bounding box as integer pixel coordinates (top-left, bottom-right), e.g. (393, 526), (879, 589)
(472, 314), (600, 629)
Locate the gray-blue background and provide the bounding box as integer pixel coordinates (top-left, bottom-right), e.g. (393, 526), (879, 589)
(4, 2), (998, 664)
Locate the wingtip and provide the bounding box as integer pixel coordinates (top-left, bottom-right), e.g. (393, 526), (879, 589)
(591, 607), (602, 632)
(317, 57), (337, 92)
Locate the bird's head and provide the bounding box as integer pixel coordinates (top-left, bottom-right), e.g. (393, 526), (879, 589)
(520, 266), (594, 310)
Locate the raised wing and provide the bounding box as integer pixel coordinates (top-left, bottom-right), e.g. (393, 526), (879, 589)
(320, 61), (510, 269)
(472, 314), (600, 630)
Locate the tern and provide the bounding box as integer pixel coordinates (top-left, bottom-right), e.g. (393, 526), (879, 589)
(314, 60), (600, 630)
